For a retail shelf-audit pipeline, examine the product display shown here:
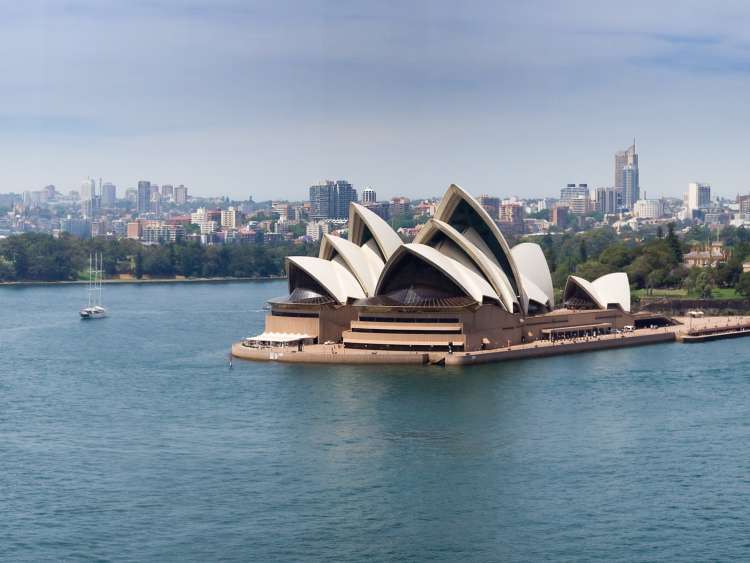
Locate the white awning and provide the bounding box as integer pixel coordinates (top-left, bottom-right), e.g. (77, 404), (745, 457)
(245, 332), (312, 343)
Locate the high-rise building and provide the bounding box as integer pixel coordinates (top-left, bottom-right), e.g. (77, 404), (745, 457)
(335, 180), (357, 219)
(305, 220), (330, 241)
(622, 164), (639, 211)
(174, 185), (188, 205)
(560, 183), (589, 204)
(633, 199), (664, 219)
(80, 178), (96, 202)
(552, 206), (569, 228)
(478, 195), (500, 218)
(309, 180), (357, 219)
(137, 181), (151, 214)
(101, 182), (117, 208)
(614, 142), (639, 209)
(221, 207), (242, 229)
(738, 194), (750, 215)
(60, 217), (91, 239)
(83, 196), (101, 218)
(595, 187), (624, 214)
(361, 188), (377, 203)
(149, 189), (161, 215)
(499, 203), (525, 234)
(687, 182), (711, 211)
(161, 184), (174, 200)
(389, 196), (411, 217)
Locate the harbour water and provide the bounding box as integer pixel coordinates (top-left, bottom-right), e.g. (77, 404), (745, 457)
(2, 280), (750, 561)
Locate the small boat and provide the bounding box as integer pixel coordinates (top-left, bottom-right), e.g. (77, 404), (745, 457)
(80, 253), (108, 319)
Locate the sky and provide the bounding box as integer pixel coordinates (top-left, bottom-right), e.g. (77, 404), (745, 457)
(2, 0), (750, 200)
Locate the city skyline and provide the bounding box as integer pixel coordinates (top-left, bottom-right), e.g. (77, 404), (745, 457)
(2, 1), (750, 199)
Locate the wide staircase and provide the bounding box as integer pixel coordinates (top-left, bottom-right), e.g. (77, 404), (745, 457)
(342, 317), (465, 352)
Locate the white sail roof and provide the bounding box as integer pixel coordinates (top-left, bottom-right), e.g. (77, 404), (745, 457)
(287, 256), (366, 304)
(511, 242), (555, 309)
(564, 272), (631, 312)
(415, 219), (519, 312)
(591, 272), (631, 313)
(432, 183), (526, 306)
(375, 243), (500, 304)
(348, 203), (402, 262)
(319, 234), (383, 296)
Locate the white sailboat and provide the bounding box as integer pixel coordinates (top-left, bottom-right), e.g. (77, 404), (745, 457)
(80, 253), (108, 319)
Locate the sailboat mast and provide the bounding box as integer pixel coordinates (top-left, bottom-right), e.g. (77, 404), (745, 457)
(98, 253), (103, 306)
(88, 253), (93, 308)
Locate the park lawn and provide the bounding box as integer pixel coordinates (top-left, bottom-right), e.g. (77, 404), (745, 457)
(633, 288), (688, 298)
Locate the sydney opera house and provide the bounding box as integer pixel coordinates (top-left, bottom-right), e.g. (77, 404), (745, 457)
(237, 185), (669, 363)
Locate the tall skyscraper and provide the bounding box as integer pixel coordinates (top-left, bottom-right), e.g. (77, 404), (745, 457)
(174, 185), (188, 205)
(161, 184), (174, 200)
(687, 182), (711, 211)
(101, 182), (117, 208)
(80, 178), (96, 201)
(361, 188), (377, 203)
(614, 142), (639, 210)
(309, 180), (357, 219)
(137, 181), (151, 214)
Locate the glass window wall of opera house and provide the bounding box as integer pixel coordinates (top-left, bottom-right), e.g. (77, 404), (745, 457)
(248, 184), (652, 353)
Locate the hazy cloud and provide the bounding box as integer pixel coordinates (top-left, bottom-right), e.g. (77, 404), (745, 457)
(1, 0), (749, 198)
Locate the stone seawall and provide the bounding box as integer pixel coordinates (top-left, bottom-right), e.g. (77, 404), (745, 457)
(231, 342), (428, 365)
(444, 331), (676, 366)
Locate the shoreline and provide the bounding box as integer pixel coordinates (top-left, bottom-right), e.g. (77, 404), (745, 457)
(0, 275), (287, 287)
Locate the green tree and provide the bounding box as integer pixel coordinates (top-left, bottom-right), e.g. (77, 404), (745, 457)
(135, 251), (144, 279)
(736, 271), (750, 297)
(666, 222), (683, 263)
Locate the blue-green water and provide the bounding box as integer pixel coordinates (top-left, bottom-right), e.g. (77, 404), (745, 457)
(2, 281), (750, 562)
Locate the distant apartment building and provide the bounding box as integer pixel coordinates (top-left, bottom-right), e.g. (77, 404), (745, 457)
(142, 224), (185, 244)
(59, 217), (91, 239)
(478, 195), (500, 218)
(363, 201), (390, 220)
(560, 184), (591, 215)
(220, 207), (242, 229)
(595, 187), (624, 214)
(567, 197), (590, 216)
(309, 180), (357, 220)
(361, 188), (377, 204)
(687, 182), (711, 212)
(191, 207), (220, 234)
(306, 220), (331, 242)
(112, 219), (127, 238)
(127, 221), (142, 240)
(272, 202), (291, 220)
(82, 196), (101, 218)
(80, 178), (96, 202)
(737, 194), (750, 215)
(498, 202), (525, 234)
(161, 184), (174, 200)
(174, 185), (188, 205)
(137, 181), (151, 214)
(101, 182), (117, 208)
(125, 188), (137, 202)
(633, 198), (664, 219)
(552, 206), (569, 228)
(389, 196), (411, 217)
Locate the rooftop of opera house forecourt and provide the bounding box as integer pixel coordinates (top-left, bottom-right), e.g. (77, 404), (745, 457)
(231, 184), (746, 367)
